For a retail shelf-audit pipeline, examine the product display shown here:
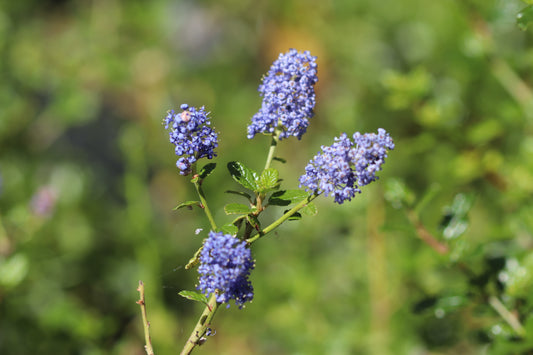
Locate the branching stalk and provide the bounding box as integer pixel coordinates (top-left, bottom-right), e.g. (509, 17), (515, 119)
(180, 294), (219, 355)
(246, 194), (317, 244)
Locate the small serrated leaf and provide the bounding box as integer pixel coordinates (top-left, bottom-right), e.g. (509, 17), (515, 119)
(258, 168), (280, 192)
(224, 190), (253, 201)
(198, 163), (217, 179)
(518, 5), (533, 30)
(227, 161), (259, 191)
(219, 223), (239, 235)
(178, 290), (208, 305)
(173, 201), (201, 210)
(224, 203), (252, 215)
(268, 190), (309, 206)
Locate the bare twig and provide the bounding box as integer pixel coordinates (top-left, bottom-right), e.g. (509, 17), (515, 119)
(137, 281), (155, 355)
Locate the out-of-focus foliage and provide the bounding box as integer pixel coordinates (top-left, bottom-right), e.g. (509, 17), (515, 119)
(0, 0), (532, 354)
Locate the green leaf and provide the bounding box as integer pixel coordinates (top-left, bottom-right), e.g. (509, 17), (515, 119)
(439, 193), (474, 240)
(284, 211), (302, 221)
(173, 201), (201, 210)
(301, 202), (318, 216)
(178, 290), (208, 305)
(246, 215), (260, 229)
(258, 168), (280, 192)
(198, 163), (217, 179)
(224, 190), (253, 202)
(227, 161), (259, 192)
(518, 6), (533, 30)
(384, 178), (416, 208)
(268, 190), (309, 206)
(0, 253), (29, 288)
(219, 223), (239, 235)
(224, 203), (251, 215)
(230, 215), (247, 230)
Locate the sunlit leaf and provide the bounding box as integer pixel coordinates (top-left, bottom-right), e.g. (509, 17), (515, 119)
(224, 203), (251, 215)
(258, 168), (279, 192)
(227, 161), (259, 192)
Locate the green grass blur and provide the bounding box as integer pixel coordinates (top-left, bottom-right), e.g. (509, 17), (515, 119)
(1, 0), (533, 354)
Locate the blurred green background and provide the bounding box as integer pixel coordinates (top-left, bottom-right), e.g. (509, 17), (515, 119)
(1, 0), (533, 354)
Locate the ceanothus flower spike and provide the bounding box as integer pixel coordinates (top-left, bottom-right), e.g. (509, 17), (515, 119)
(248, 49), (318, 140)
(197, 231), (255, 308)
(164, 104), (218, 175)
(299, 128), (394, 204)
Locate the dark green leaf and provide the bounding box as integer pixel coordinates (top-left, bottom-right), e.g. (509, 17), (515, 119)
(198, 163), (217, 179)
(173, 201), (201, 210)
(227, 161), (259, 191)
(273, 157), (287, 163)
(268, 190), (309, 206)
(258, 168), (279, 192)
(224, 190), (253, 201)
(224, 203), (251, 215)
(517, 6), (533, 30)
(284, 211), (302, 221)
(178, 290), (208, 305)
(219, 223), (239, 235)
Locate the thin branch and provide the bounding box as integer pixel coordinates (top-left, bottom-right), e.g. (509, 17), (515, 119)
(488, 296), (526, 337)
(406, 209), (449, 254)
(180, 294), (219, 355)
(137, 281), (155, 355)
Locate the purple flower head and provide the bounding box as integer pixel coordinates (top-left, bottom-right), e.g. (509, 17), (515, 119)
(299, 129), (394, 204)
(248, 49), (318, 140)
(164, 104), (218, 175)
(197, 231), (255, 308)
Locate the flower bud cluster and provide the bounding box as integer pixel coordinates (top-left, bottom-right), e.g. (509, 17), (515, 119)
(164, 104), (218, 175)
(248, 49), (318, 140)
(197, 231), (255, 308)
(299, 129), (394, 204)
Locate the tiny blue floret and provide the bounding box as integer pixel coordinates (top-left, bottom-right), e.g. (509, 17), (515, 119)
(299, 129), (394, 204)
(197, 231), (255, 308)
(248, 49), (318, 140)
(164, 104), (218, 175)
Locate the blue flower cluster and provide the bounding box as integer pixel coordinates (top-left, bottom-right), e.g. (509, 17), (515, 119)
(164, 104), (218, 175)
(248, 49), (318, 140)
(197, 231), (255, 308)
(299, 128), (395, 204)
